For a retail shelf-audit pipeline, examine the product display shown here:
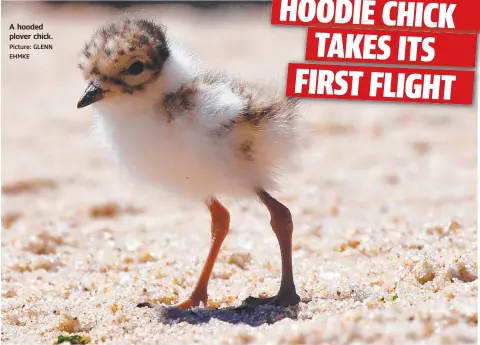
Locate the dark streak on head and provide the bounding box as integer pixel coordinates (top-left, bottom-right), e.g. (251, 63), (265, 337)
(83, 43), (91, 58)
(104, 76), (124, 85)
(136, 19), (170, 68)
(138, 35), (149, 45)
(100, 23), (119, 39)
(80, 19), (172, 97)
(122, 19), (131, 32)
(145, 63), (156, 70)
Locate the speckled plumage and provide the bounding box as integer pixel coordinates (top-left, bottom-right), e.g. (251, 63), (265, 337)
(78, 19), (170, 95)
(78, 19), (300, 200)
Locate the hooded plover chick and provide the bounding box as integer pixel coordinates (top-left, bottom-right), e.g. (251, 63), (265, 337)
(77, 19), (301, 309)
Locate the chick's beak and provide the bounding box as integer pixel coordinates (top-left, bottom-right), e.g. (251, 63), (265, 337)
(77, 82), (104, 109)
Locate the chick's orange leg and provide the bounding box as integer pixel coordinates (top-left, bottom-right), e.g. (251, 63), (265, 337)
(242, 189), (300, 307)
(175, 198), (230, 309)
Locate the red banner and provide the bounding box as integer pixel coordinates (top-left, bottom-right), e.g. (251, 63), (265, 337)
(286, 63), (475, 104)
(305, 27), (478, 67)
(272, 0), (480, 33)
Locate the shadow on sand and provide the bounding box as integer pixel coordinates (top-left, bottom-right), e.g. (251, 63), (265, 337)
(151, 302), (303, 327)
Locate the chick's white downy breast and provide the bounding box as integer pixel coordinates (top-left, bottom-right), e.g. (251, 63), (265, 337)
(92, 87), (297, 200)
(91, 51), (298, 199)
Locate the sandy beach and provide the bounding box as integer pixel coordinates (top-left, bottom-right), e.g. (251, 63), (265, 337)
(1, 2), (477, 344)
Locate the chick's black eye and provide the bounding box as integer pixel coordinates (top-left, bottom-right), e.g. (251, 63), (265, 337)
(128, 61), (144, 75)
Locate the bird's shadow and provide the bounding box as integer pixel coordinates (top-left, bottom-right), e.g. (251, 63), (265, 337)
(148, 302), (304, 327)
